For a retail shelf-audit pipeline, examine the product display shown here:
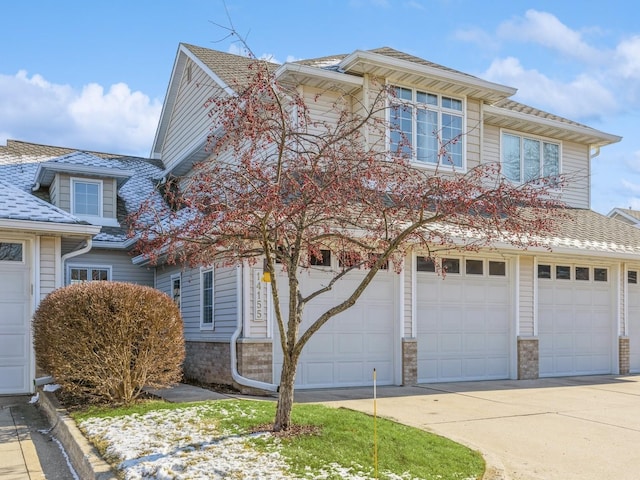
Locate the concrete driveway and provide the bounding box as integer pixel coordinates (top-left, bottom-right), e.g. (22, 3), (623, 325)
(295, 375), (640, 480)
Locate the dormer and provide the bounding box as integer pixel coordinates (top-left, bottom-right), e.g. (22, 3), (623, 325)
(32, 152), (133, 227)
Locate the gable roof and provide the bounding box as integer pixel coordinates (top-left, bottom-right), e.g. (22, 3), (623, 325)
(0, 140), (164, 244)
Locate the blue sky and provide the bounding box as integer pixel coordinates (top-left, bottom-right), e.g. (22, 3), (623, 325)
(2, 0), (640, 214)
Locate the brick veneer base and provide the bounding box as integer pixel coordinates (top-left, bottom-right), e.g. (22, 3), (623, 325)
(183, 341), (232, 385)
(619, 336), (630, 375)
(402, 338), (417, 385)
(237, 341), (273, 383)
(517, 337), (539, 380)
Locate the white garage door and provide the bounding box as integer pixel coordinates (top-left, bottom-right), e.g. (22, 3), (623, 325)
(273, 269), (396, 389)
(626, 269), (640, 373)
(538, 263), (613, 377)
(417, 257), (511, 383)
(0, 240), (32, 395)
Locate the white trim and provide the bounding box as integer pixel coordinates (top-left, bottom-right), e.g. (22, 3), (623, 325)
(485, 104), (621, 146)
(388, 84), (467, 171)
(411, 252), (417, 338)
(70, 177), (103, 218)
(170, 273), (182, 312)
(200, 266), (215, 330)
(66, 263), (112, 285)
(499, 128), (562, 183)
(0, 218), (100, 235)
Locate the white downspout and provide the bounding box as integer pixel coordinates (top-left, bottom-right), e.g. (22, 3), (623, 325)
(230, 262), (278, 392)
(59, 238), (93, 287)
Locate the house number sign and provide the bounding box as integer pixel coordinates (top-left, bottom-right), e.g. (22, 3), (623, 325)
(254, 270), (269, 322)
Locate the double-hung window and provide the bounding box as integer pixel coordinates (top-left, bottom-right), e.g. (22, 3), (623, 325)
(501, 133), (560, 183)
(390, 86), (464, 168)
(201, 268), (214, 329)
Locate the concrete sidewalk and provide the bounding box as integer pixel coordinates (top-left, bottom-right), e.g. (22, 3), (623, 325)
(0, 396), (45, 480)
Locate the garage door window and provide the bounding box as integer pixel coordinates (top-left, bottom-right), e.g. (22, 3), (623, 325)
(556, 265), (571, 280)
(575, 267), (590, 281)
(417, 256), (436, 272)
(594, 268), (608, 282)
(489, 261), (506, 276)
(538, 264), (551, 279)
(629, 270), (638, 284)
(465, 259), (483, 275)
(0, 242), (23, 262)
(442, 258), (460, 274)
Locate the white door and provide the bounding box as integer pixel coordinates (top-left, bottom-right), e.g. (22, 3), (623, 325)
(538, 263), (613, 377)
(273, 269), (397, 389)
(0, 240), (32, 394)
(627, 268), (640, 373)
(417, 257), (511, 383)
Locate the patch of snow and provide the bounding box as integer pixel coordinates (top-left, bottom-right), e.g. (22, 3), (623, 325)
(29, 393), (39, 404)
(38, 429), (80, 480)
(43, 384), (61, 392)
(78, 403), (431, 480)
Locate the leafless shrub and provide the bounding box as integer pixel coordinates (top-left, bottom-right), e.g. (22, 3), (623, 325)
(33, 281), (185, 405)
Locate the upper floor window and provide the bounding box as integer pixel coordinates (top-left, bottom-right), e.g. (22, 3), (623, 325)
(390, 86), (464, 168)
(71, 178), (102, 217)
(502, 133), (560, 183)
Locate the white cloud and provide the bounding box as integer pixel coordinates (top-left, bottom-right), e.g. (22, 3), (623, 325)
(453, 27), (500, 50)
(615, 35), (640, 79)
(497, 10), (605, 63)
(483, 57), (617, 120)
(0, 71), (160, 157)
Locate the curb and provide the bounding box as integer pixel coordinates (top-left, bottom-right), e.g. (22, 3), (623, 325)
(37, 389), (116, 480)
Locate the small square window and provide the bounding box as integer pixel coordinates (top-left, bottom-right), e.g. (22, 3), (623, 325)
(556, 265), (571, 280)
(538, 264), (551, 279)
(594, 268), (608, 282)
(417, 256), (436, 272)
(575, 267), (590, 281)
(310, 249), (331, 266)
(338, 251), (362, 269)
(489, 261), (506, 276)
(629, 271), (638, 284)
(442, 258), (460, 274)
(466, 259), (483, 275)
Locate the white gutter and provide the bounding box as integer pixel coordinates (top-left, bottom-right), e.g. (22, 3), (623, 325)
(59, 238), (93, 287)
(230, 262), (278, 392)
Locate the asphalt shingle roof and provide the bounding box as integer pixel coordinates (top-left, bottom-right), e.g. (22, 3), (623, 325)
(0, 140), (164, 243)
(0, 179), (85, 224)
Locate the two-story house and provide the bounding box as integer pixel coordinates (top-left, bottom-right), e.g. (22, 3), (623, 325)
(4, 43), (640, 395)
(143, 44), (640, 392)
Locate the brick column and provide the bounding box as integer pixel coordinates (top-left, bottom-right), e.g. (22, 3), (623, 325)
(237, 340), (273, 383)
(517, 337), (539, 380)
(619, 336), (630, 375)
(402, 338), (418, 385)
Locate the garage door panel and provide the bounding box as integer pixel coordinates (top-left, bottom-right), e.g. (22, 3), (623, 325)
(337, 334), (363, 354)
(539, 276), (613, 377)
(0, 251), (31, 395)
(273, 272), (396, 388)
(417, 265), (511, 383)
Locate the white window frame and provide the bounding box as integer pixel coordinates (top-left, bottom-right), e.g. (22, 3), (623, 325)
(200, 267), (214, 330)
(67, 264), (112, 285)
(0, 241), (25, 263)
(500, 130), (562, 184)
(171, 273), (182, 311)
(389, 85), (466, 170)
(71, 177), (103, 220)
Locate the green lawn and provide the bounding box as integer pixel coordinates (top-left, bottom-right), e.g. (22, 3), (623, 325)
(74, 399), (484, 480)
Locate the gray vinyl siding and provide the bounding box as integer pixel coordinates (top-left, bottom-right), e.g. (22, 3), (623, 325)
(162, 62), (221, 173)
(482, 125), (590, 209)
(65, 249), (154, 286)
(156, 264), (238, 341)
(54, 174), (118, 219)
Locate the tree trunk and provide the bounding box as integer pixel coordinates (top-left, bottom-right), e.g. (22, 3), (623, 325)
(273, 353), (298, 431)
